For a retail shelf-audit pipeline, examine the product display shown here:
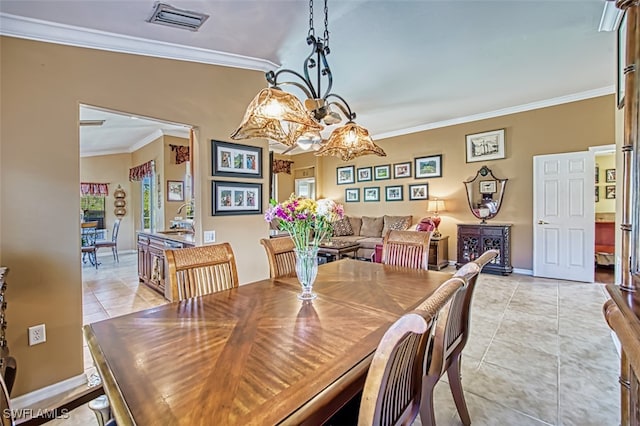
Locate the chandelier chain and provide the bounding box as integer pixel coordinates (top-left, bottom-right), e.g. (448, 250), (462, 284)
(323, 0), (330, 50)
(308, 0), (315, 37)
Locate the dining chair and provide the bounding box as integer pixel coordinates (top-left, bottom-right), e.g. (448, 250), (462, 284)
(81, 221), (99, 269)
(381, 230), (432, 270)
(165, 243), (239, 301)
(0, 370), (14, 426)
(420, 249), (499, 426)
(260, 237), (297, 278)
(358, 276), (465, 426)
(95, 219), (121, 263)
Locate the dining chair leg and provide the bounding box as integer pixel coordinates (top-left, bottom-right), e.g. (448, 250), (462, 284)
(112, 247), (119, 262)
(447, 354), (471, 426)
(420, 377), (438, 426)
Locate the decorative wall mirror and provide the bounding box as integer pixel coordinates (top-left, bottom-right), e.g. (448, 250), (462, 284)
(464, 166), (508, 223)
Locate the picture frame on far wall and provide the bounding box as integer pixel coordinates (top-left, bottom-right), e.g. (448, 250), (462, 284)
(465, 129), (505, 163)
(212, 140), (262, 179)
(345, 188), (360, 203)
(363, 186), (380, 202)
(606, 168), (616, 183)
(408, 183), (429, 201)
(393, 162), (411, 179)
(167, 180), (184, 202)
(617, 10), (627, 109)
(595, 186), (600, 203)
(374, 164), (391, 180)
(606, 185), (616, 199)
(337, 165), (355, 185)
(414, 154), (442, 178)
(212, 181), (262, 216)
(357, 166), (372, 182)
(385, 185), (403, 201)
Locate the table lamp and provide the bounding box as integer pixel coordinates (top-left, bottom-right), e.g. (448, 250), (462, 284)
(427, 198), (446, 238)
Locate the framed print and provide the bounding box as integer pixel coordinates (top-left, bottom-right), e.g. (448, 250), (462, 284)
(479, 180), (497, 194)
(408, 183), (429, 201)
(606, 185), (616, 199)
(167, 180), (184, 201)
(385, 185), (403, 202)
(606, 169), (616, 183)
(212, 140), (263, 178)
(393, 162), (412, 179)
(357, 167), (373, 182)
(345, 188), (360, 203)
(374, 164), (391, 180)
(618, 11), (627, 109)
(465, 129), (505, 163)
(337, 165), (355, 185)
(595, 164), (599, 184)
(212, 181), (262, 216)
(414, 154), (443, 179)
(363, 186), (380, 202)
(595, 186), (600, 203)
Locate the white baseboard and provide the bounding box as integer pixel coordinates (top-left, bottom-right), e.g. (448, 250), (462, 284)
(11, 373), (87, 409)
(446, 261), (533, 276)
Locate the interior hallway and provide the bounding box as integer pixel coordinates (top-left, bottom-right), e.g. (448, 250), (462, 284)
(51, 253), (619, 425)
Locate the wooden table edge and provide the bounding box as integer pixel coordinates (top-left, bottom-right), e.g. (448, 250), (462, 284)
(83, 324), (136, 426)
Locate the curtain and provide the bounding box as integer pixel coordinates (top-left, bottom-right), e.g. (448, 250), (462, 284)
(80, 182), (109, 196)
(170, 144), (190, 164)
(273, 159), (294, 174)
(129, 160), (154, 181)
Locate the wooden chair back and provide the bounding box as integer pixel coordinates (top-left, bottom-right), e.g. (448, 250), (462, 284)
(358, 277), (464, 426)
(165, 243), (239, 301)
(381, 230), (432, 270)
(421, 249), (499, 426)
(260, 237), (296, 278)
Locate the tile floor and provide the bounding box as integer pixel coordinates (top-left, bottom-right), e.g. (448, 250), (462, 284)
(54, 253), (619, 425)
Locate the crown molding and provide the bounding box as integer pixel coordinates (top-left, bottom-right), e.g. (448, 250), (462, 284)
(373, 86), (615, 141)
(81, 128), (189, 157)
(0, 13), (278, 72)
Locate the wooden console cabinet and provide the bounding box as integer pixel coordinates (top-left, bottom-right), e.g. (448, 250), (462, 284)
(429, 236), (449, 270)
(137, 233), (194, 297)
(456, 224), (513, 275)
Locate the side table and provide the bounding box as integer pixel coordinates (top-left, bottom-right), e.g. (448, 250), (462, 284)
(373, 236), (449, 270)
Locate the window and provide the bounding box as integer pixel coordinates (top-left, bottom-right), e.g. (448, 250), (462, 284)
(81, 195), (106, 229)
(141, 176), (154, 230)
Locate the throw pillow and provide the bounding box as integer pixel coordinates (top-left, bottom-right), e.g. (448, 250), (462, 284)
(382, 215), (412, 236)
(332, 217), (354, 236)
(361, 216), (384, 237)
(348, 216), (362, 235)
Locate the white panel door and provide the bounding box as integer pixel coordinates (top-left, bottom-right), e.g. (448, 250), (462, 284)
(533, 152), (594, 282)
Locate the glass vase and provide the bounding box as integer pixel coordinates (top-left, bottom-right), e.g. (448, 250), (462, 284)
(294, 247), (319, 300)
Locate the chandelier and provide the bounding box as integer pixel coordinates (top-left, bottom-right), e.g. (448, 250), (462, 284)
(231, 0), (386, 162)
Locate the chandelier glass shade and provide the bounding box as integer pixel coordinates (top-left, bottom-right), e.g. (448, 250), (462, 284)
(231, 0), (386, 161)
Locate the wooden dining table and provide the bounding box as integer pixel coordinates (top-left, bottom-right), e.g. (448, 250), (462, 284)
(84, 259), (452, 426)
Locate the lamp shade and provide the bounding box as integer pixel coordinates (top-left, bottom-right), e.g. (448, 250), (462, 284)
(231, 87), (322, 146)
(427, 199), (446, 214)
(315, 122), (386, 161)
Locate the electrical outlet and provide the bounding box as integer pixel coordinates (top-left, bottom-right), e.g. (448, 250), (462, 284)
(28, 324), (46, 346)
(204, 230), (216, 243)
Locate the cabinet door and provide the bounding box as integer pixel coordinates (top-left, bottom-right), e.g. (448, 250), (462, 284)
(480, 226), (506, 265)
(458, 226), (481, 263)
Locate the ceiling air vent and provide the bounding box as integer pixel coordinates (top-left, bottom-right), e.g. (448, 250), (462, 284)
(147, 3), (209, 32)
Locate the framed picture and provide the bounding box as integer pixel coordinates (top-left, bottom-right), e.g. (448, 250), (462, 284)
(337, 165), (355, 185)
(479, 180), (497, 194)
(618, 11), (627, 109)
(363, 186), (380, 202)
(385, 185), (403, 202)
(606, 185), (616, 199)
(595, 164), (599, 184)
(212, 181), (262, 216)
(345, 188), (360, 202)
(357, 167), (373, 182)
(408, 183), (429, 200)
(393, 162), (412, 179)
(606, 168), (616, 183)
(212, 140), (262, 179)
(414, 154), (443, 179)
(465, 129), (506, 163)
(595, 186), (600, 203)
(167, 180), (184, 201)
(374, 164), (391, 180)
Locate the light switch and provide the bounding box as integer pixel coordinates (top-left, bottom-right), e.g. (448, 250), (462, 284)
(204, 230), (216, 243)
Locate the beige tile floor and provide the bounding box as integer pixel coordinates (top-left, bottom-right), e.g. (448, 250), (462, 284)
(55, 253), (619, 425)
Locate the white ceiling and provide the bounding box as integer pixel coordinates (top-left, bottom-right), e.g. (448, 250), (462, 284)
(1, 0), (616, 156)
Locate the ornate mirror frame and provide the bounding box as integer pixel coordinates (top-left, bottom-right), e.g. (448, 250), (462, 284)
(463, 166), (508, 223)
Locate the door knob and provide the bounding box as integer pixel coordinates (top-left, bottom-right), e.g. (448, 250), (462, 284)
(538, 220), (549, 225)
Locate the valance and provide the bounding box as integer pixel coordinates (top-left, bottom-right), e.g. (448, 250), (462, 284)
(80, 183), (109, 196)
(170, 144), (190, 165)
(129, 160), (154, 181)
(273, 159), (294, 174)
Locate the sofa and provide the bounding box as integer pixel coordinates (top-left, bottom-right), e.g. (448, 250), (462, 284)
(331, 215), (413, 259)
